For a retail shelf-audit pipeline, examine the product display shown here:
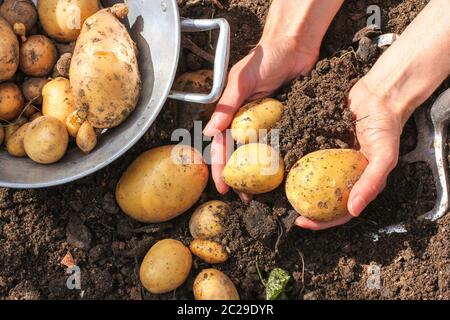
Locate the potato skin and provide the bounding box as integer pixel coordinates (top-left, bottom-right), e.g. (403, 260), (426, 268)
(222, 143), (285, 194)
(116, 145), (209, 223)
(189, 200), (229, 239)
(231, 98), (283, 144)
(20, 35), (58, 77)
(24, 116), (68, 164)
(6, 123), (29, 157)
(140, 239), (192, 294)
(38, 0), (101, 42)
(70, 6), (141, 128)
(29, 111), (42, 122)
(194, 269), (239, 300)
(0, 126), (4, 145)
(190, 240), (229, 264)
(286, 149), (368, 222)
(22, 77), (50, 104)
(0, 17), (19, 82)
(42, 77), (75, 123)
(65, 110), (83, 137)
(0, 0), (37, 33)
(0, 82), (24, 121)
(4, 116), (26, 143)
(76, 121), (97, 153)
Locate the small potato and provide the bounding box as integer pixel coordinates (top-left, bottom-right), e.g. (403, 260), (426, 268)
(0, 82), (24, 121)
(38, 0), (101, 42)
(22, 77), (50, 104)
(190, 240), (229, 264)
(0, 126), (4, 145)
(23, 104), (37, 117)
(222, 143), (285, 194)
(0, 17), (19, 82)
(189, 200), (229, 239)
(116, 145), (209, 223)
(231, 98), (283, 144)
(286, 149), (368, 222)
(65, 110), (84, 137)
(76, 122), (97, 153)
(4, 116), (27, 143)
(193, 269), (239, 300)
(29, 111), (42, 122)
(42, 77), (75, 123)
(6, 123), (29, 157)
(19, 35), (58, 77)
(24, 116), (68, 164)
(0, 0), (37, 34)
(140, 239), (192, 294)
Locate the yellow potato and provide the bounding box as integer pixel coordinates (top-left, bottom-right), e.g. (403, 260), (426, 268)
(222, 143), (285, 194)
(29, 111), (42, 122)
(140, 239), (192, 294)
(0, 17), (19, 82)
(20, 35), (58, 77)
(116, 145), (209, 223)
(22, 77), (50, 105)
(6, 123), (29, 157)
(190, 239), (229, 264)
(70, 4), (141, 128)
(24, 116), (68, 164)
(0, 82), (24, 121)
(65, 110), (84, 137)
(0, 126), (4, 145)
(38, 0), (101, 42)
(76, 121), (97, 153)
(231, 98), (283, 144)
(193, 269), (239, 300)
(4, 116), (27, 143)
(286, 149), (368, 222)
(189, 200), (229, 239)
(42, 77), (75, 123)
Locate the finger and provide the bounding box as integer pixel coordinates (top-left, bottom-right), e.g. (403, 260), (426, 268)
(210, 131), (230, 194)
(348, 154), (397, 217)
(234, 189), (253, 202)
(295, 214), (353, 231)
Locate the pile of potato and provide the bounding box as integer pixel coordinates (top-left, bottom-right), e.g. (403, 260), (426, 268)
(0, 0), (140, 164)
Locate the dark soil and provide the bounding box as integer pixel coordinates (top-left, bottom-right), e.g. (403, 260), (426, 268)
(1, 0), (449, 300)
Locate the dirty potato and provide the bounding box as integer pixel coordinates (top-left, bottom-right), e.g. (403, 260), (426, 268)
(38, 0), (101, 42)
(231, 98), (283, 144)
(0, 17), (19, 82)
(76, 121), (97, 153)
(116, 145), (209, 223)
(4, 116), (27, 143)
(193, 269), (239, 300)
(22, 77), (50, 104)
(6, 122), (29, 157)
(222, 143), (285, 194)
(0, 82), (24, 121)
(285, 149), (368, 222)
(189, 200), (229, 239)
(190, 240), (229, 264)
(140, 239), (192, 294)
(42, 77), (75, 123)
(70, 4), (141, 128)
(0, 0), (37, 34)
(20, 35), (58, 77)
(24, 116), (69, 164)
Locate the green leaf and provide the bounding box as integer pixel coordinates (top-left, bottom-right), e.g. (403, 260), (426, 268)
(265, 268), (291, 300)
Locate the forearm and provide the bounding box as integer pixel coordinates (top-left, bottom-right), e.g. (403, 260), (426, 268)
(261, 0), (344, 55)
(362, 0), (450, 125)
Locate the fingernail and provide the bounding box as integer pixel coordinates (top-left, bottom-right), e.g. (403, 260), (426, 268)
(349, 194), (366, 217)
(203, 116), (218, 136)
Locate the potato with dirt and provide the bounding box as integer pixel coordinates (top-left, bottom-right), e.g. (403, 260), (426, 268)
(140, 239), (192, 294)
(190, 239), (229, 264)
(6, 122), (29, 157)
(189, 200), (230, 239)
(22, 77), (50, 104)
(70, 4), (141, 129)
(24, 116), (68, 164)
(0, 0), (37, 35)
(37, 0), (101, 42)
(0, 82), (24, 121)
(231, 98), (283, 144)
(193, 268), (239, 300)
(0, 17), (19, 83)
(76, 121), (97, 154)
(20, 35), (58, 77)
(4, 116), (26, 143)
(116, 145), (209, 223)
(222, 143), (285, 194)
(42, 77), (75, 123)
(286, 149), (368, 222)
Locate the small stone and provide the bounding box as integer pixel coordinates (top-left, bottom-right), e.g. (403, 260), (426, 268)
(8, 281), (41, 300)
(66, 219), (92, 250)
(102, 193), (119, 214)
(303, 291), (319, 300)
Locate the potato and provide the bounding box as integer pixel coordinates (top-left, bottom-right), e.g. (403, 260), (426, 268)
(70, 4), (141, 129)
(76, 121), (97, 153)
(116, 145), (209, 223)
(4, 116), (27, 143)
(0, 0), (37, 34)
(0, 82), (24, 121)
(52, 53), (71, 78)
(0, 17), (19, 82)
(24, 116), (68, 164)
(189, 200), (229, 239)
(23, 104), (37, 117)
(193, 269), (239, 300)
(22, 77), (50, 104)
(231, 98), (283, 144)
(42, 77), (75, 123)
(19, 35), (58, 77)
(0, 126), (4, 145)
(222, 143), (285, 194)
(65, 110), (83, 137)
(286, 149), (368, 222)
(38, 0), (101, 43)
(29, 111), (42, 122)
(140, 239), (192, 294)
(6, 123), (29, 157)
(190, 240), (229, 264)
